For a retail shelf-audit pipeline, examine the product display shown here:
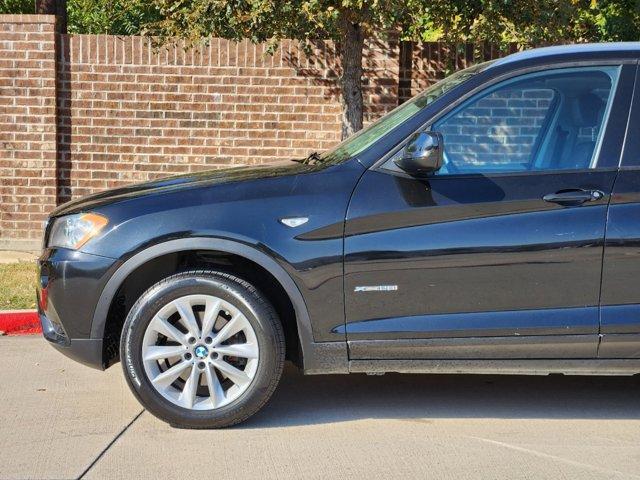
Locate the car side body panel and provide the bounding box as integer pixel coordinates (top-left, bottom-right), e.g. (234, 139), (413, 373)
(70, 160), (364, 345)
(344, 169), (616, 358)
(90, 237), (351, 373)
(599, 63), (640, 358)
(38, 160), (365, 370)
(343, 58), (637, 361)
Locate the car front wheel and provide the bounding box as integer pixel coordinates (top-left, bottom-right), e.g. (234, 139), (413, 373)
(120, 270), (285, 428)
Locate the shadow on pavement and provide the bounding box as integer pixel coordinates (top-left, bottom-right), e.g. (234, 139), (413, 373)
(240, 363), (640, 428)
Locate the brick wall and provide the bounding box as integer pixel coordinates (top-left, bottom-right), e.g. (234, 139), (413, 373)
(400, 42), (517, 102)
(0, 15), (58, 248)
(56, 35), (399, 201)
(0, 15), (513, 248)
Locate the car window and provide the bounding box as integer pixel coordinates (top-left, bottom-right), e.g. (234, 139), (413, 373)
(319, 61), (495, 164)
(432, 66), (620, 175)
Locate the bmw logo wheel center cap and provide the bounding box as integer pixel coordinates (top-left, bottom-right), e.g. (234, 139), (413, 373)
(194, 345), (209, 359)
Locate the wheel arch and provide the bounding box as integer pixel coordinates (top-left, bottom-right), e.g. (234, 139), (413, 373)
(91, 238), (326, 371)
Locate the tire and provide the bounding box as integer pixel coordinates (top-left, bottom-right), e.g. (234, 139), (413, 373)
(120, 270), (285, 428)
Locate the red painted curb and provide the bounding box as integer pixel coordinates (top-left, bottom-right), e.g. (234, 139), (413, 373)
(0, 310), (41, 335)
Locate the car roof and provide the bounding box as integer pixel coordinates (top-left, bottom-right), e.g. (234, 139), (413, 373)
(489, 42), (640, 69)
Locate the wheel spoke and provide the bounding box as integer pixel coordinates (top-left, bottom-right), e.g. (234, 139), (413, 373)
(213, 342), (258, 359)
(149, 316), (186, 345)
(201, 298), (221, 338)
(213, 359), (251, 387)
(174, 298), (200, 338)
(151, 360), (191, 388)
(204, 364), (225, 408)
(211, 313), (246, 346)
(178, 364), (200, 409)
(144, 345), (186, 362)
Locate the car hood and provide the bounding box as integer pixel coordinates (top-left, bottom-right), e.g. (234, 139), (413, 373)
(51, 161), (316, 217)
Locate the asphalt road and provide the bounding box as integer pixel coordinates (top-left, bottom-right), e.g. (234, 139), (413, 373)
(1, 336), (639, 480)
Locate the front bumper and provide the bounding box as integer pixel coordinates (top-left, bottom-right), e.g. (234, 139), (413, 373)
(40, 313), (104, 369)
(37, 248), (118, 370)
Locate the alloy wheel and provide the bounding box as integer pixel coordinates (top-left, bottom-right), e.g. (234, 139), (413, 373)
(141, 294), (259, 410)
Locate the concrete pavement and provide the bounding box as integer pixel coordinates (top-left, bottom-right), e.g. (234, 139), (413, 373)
(0, 251), (37, 264)
(1, 336), (639, 480)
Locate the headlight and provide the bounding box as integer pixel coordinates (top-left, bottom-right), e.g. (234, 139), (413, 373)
(48, 213), (109, 250)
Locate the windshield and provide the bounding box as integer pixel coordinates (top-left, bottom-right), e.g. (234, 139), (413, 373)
(321, 60), (494, 163)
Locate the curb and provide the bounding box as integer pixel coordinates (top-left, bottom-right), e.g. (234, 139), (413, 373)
(0, 310), (41, 335)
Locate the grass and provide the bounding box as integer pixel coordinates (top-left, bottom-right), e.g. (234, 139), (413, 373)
(0, 262), (37, 310)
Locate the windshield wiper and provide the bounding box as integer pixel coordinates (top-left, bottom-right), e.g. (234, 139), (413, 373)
(291, 151), (323, 165)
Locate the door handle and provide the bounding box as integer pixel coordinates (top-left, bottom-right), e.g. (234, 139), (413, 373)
(543, 189), (604, 206)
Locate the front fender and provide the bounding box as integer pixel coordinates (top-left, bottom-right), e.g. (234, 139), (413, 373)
(91, 237), (348, 374)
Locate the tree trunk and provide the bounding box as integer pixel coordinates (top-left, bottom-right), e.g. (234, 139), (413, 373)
(36, 0), (67, 33)
(338, 21), (364, 140)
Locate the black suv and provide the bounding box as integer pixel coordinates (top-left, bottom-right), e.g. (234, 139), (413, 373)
(38, 43), (640, 428)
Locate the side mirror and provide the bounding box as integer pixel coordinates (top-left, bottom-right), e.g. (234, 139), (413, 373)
(394, 131), (444, 176)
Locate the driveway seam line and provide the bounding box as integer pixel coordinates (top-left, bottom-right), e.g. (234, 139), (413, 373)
(76, 409), (145, 480)
(465, 435), (640, 479)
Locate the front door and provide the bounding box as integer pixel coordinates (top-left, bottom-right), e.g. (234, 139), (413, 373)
(344, 64), (634, 360)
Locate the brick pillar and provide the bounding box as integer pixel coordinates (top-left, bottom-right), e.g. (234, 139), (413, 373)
(0, 15), (58, 250)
